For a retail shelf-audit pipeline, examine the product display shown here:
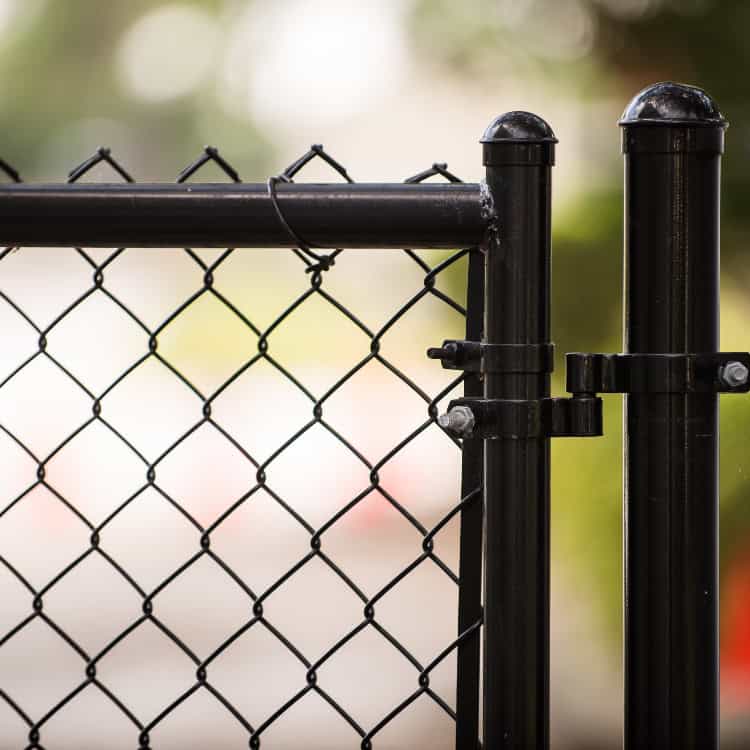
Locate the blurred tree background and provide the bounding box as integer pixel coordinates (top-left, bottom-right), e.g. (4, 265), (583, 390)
(0, 0), (748, 738)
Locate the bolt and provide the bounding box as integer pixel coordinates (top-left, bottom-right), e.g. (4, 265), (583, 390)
(720, 360), (749, 388)
(437, 405), (475, 437)
(426, 342), (458, 362)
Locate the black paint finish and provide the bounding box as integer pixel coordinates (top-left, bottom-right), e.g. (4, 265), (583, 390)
(0, 183), (485, 249)
(481, 113), (555, 750)
(621, 82), (727, 750)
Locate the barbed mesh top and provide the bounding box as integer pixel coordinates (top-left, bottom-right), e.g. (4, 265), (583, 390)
(0, 145), (482, 749)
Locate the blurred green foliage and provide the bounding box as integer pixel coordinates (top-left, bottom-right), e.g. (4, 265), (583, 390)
(0, 0), (271, 180)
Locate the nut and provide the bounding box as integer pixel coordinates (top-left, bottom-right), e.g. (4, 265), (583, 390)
(720, 360), (749, 388)
(437, 406), (475, 437)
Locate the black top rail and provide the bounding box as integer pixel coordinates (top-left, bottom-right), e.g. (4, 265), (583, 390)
(0, 182), (486, 248)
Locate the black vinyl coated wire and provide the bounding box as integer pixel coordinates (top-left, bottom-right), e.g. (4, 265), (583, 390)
(0, 146), (482, 750)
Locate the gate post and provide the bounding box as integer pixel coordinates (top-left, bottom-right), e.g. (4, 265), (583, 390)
(480, 112), (556, 749)
(620, 82), (727, 749)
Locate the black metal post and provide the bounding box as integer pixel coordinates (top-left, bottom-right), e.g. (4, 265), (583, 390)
(481, 112), (556, 749)
(454, 246), (485, 750)
(620, 82), (727, 750)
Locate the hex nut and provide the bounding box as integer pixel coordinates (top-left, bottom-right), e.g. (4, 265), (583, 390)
(437, 406), (476, 437)
(720, 361), (749, 388)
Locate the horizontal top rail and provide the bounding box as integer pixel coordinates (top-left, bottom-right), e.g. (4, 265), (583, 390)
(0, 182), (487, 249)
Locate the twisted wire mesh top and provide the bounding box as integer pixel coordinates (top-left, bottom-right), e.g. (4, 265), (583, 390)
(0, 145), (481, 749)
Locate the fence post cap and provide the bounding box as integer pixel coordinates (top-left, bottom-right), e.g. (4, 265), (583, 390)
(480, 111), (558, 144)
(619, 82), (727, 128)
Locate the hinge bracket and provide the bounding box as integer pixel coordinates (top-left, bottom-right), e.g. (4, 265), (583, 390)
(427, 339), (601, 439)
(566, 352), (750, 394)
(430, 346), (749, 441)
(447, 396), (602, 439)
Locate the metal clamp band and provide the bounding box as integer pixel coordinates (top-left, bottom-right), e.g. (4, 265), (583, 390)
(566, 352), (750, 394)
(447, 396), (602, 439)
(428, 340), (555, 375)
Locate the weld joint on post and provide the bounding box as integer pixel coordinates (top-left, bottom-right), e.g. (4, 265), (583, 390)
(479, 180), (499, 248)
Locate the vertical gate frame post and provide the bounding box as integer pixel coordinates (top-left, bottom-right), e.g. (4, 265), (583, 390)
(620, 82), (728, 750)
(480, 111), (556, 749)
(454, 245), (485, 750)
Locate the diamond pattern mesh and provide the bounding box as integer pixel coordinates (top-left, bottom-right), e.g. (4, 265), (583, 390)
(0, 145), (482, 749)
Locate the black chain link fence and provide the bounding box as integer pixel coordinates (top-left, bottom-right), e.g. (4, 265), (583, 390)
(0, 145), (482, 749)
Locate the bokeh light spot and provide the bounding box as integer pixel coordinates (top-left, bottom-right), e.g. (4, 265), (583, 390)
(116, 4), (219, 103)
(221, 0), (408, 128)
(0, 0), (17, 35)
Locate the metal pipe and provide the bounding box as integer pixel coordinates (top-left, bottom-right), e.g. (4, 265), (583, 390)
(0, 182), (485, 248)
(455, 246), (485, 750)
(481, 112), (556, 749)
(621, 82), (727, 750)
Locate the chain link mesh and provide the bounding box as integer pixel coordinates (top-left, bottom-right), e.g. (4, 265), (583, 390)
(0, 144), (482, 749)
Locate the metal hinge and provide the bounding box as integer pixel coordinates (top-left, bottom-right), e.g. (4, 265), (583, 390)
(444, 395), (602, 440)
(566, 352), (750, 394)
(427, 339), (602, 439)
(429, 346), (750, 440)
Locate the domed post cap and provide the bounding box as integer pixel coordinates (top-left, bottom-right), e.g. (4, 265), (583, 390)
(619, 82), (727, 128)
(619, 83), (727, 154)
(481, 111), (557, 166)
(481, 111), (558, 144)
